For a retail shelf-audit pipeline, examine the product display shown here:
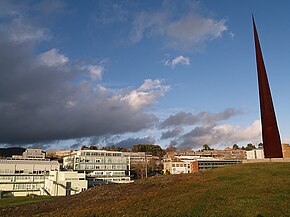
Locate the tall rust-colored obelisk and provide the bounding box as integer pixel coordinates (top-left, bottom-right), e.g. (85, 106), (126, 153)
(252, 16), (283, 158)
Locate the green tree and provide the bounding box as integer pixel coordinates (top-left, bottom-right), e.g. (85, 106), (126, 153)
(233, 144), (239, 150)
(258, 143), (263, 148)
(132, 144), (165, 158)
(89, 145), (98, 150)
(202, 144), (213, 151)
(246, 143), (256, 151)
(81, 145), (89, 150)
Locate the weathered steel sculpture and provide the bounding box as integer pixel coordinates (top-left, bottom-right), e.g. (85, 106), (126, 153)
(252, 16), (283, 158)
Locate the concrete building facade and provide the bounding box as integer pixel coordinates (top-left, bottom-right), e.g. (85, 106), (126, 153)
(44, 171), (87, 196)
(63, 150), (132, 185)
(11, 148), (45, 160)
(246, 149), (265, 159)
(282, 143), (290, 158)
(0, 159), (59, 196)
(163, 162), (191, 174)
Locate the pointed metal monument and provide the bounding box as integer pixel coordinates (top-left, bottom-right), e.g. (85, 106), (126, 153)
(252, 16), (283, 158)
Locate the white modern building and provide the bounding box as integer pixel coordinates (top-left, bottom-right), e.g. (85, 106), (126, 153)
(0, 159), (59, 196)
(11, 148), (45, 160)
(246, 149), (265, 159)
(63, 150), (132, 185)
(163, 161), (191, 174)
(44, 171), (87, 196)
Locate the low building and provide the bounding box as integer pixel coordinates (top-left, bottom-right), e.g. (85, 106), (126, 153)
(11, 148), (45, 160)
(165, 149), (246, 161)
(0, 159), (59, 196)
(63, 150), (132, 185)
(191, 159), (240, 172)
(164, 156), (240, 174)
(246, 149), (264, 159)
(44, 171), (87, 196)
(163, 162), (191, 174)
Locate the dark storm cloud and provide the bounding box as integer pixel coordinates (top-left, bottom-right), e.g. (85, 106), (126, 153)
(178, 125), (215, 149)
(159, 108), (240, 129)
(160, 127), (183, 140)
(106, 136), (156, 149)
(0, 9), (166, 145)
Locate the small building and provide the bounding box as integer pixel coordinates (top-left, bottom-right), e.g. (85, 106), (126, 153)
(163, 162), (191, 174)
(246, 149), (264, 159)
(191, 159), (240, 172)
(163, 156), (240, 174)
(44, 171), (87, 196)
(11, 148), (45, 160)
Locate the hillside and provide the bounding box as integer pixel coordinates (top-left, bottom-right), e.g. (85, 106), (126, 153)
(0, 163), (289, 217)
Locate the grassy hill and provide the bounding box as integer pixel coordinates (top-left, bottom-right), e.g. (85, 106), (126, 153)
(0, 163), (289, 217)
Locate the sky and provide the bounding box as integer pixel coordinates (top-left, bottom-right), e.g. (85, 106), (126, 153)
(0, 0), (289, 151)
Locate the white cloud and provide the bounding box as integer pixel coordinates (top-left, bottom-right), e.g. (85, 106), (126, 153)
(3, 18), (50, 43)
(87, 65), (104, 80)
(121, 79), (170, 112)
(214, 120), (261, 144)
(164, 55), (190, 68)
(37, 48), (69, 67)
(179, 120), (262, 149)
(130, 5), (227, 51)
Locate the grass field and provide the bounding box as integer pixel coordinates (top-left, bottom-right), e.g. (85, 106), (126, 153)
(0, 163), (289, 217)
(0, 196), (57, 207)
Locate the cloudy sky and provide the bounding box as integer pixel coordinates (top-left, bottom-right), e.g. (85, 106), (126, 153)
(1, 0), (289, 150)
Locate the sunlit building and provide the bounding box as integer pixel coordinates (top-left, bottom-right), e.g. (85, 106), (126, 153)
(0, 158), (59, 196)
(63, 150), (132, 185)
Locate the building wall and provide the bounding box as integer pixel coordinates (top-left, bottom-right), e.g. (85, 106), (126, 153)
(0, 159), (59, 196)
(282, 143), (290, 158)
(63, 150), (131, 184)
(11, 148), (45, 160)
(44, 171), (87, 196)
(246, 149), (264, 159)
(163, 162), (191, 174)
(191, 161), (199, 173)
(196, 160), (240, 171)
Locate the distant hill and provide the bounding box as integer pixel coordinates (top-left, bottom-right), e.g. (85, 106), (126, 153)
(0, 163), (289, 217)
(0, 147), (26, 157)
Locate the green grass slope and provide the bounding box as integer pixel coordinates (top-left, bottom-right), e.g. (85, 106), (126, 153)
(0, 163), (289, 217)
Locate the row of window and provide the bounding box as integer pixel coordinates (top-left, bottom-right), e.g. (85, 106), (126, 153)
(77, 164), (127, 170)
(172, 164), (190, 168)
(81, 152), (122, 157)
(13, 183), (41, 190)
(77, 157), (126, 164)
(0, 175), (46, 181)
(90, 171), (125, 176)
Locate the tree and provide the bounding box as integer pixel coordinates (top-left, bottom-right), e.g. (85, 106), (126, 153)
(89, 145), (98, 150)
(233, 144), (239, 150)
(245, 143), (256, 151)
(81, 145), (89, 150)
(202, 144), (213, 151)
(258, 143), (263, 148)
(131, 144), (165, 158)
